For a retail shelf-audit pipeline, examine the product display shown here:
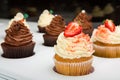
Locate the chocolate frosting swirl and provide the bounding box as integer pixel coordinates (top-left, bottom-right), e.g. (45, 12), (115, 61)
(5, 21), (33, 46)
(45, 15), (65, 36)
(74, 12), (92, 30)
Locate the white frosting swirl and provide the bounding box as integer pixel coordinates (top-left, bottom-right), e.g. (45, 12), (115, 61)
(54, 32), (94, 59)
(7, 12), (29, 29)
(38, 10), (55, 27)
(91, 25), (120, 44)
(14, 12), (24, 21)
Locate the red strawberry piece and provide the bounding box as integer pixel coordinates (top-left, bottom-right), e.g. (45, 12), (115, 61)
(104, 19), (115, 32)
(64, 22), (82, 37)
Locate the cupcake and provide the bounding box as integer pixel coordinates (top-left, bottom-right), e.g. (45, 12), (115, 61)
(103, 3), (114, 16)
(92, 6), (105, 22)
(91, 19), (120, 58)
(43, 15), (65, 46)
(74, 10), (93, 36)
(1, 12), (35, 58)
(37, 10), (55, 33)
(54, 22), (95, 76)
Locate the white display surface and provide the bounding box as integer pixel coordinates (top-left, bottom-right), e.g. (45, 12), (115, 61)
(0, 19), (120, 80)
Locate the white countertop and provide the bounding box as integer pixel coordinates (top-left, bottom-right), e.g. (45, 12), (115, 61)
(0, 19), (120, 80)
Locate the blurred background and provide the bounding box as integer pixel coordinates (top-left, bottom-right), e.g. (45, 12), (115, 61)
(0, 0), (120, 24)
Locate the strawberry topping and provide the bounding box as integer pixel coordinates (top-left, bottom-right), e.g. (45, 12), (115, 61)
(64, 22), (82, 37)
(104, 19), (115, 32)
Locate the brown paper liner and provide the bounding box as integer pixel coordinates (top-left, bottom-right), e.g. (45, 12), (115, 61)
(54, 55), (93, 76)
(38, 26), (46, 33)
(93, 42), (120, 58)
(43, 34), (57, 46)
(1, 42), (35, 58)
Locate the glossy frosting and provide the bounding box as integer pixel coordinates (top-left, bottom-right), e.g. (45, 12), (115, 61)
(45, 15), (65, 36)
(74, 10), (92, 30)
(4, 13), (33, 46)
(38, 10), (54, 27)
(91, 25), (120, 44)
(54, 32), (94, 59)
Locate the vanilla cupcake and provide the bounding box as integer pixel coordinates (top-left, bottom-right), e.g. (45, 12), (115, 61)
(54, 22), (94, 76)
(37, 10), (54, 33)
(91, 19), (120, 58)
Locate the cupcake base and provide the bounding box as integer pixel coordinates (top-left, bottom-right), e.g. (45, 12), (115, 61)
(43, 34), (57, 46)
(54, 54), (93, 76)
(53, 66), (94, 76)
(93, 41), (120, 58)
(1, 42), (35, 58)
(38, 26), (46, 33)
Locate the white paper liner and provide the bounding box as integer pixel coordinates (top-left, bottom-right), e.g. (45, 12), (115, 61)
(54, 57), (93, 76)
(93, 43), (120, 58)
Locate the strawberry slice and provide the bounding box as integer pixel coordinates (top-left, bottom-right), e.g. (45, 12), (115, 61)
(64, 22), (82, 37)
(104, 19), (115, 32)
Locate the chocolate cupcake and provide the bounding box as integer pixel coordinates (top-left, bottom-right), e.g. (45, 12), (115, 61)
(43, 15), (65, 46)
(38, 10), (54, 33)
(1, 12), (35, 58)
(74, 10), (93, 36)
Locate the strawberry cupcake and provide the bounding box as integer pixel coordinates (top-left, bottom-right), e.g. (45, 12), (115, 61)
(37, 10), (54, 33)
(54, 22), (95, 76)
(91, 19), (120, 58)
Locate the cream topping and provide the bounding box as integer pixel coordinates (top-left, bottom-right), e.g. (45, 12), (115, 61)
(54, 32), (94, 59)
(38, 10), (55, 27)
(7, 12), (29, 29)
(91, 25), (120, 44)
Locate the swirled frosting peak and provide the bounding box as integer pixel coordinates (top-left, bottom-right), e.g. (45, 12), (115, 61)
(38, 10), (55, 27)
(74, 10), (92, 30)
(7, 12), (29, 29)
(45, 15), (65, 36)
(4, 13), (33, 46)
(54, 32), (94, 59)
(91, 25), (120, 44)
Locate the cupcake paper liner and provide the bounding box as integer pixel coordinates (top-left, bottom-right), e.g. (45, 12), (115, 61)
(93, 43), (120, 58)
(38, 26), (46, 33)
(1, 42), (35, 58)
(54, 57), (93, 76)
(43, 34), (57, 46)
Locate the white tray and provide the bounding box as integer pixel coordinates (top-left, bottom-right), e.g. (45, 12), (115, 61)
(0, 19), (120, 80)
